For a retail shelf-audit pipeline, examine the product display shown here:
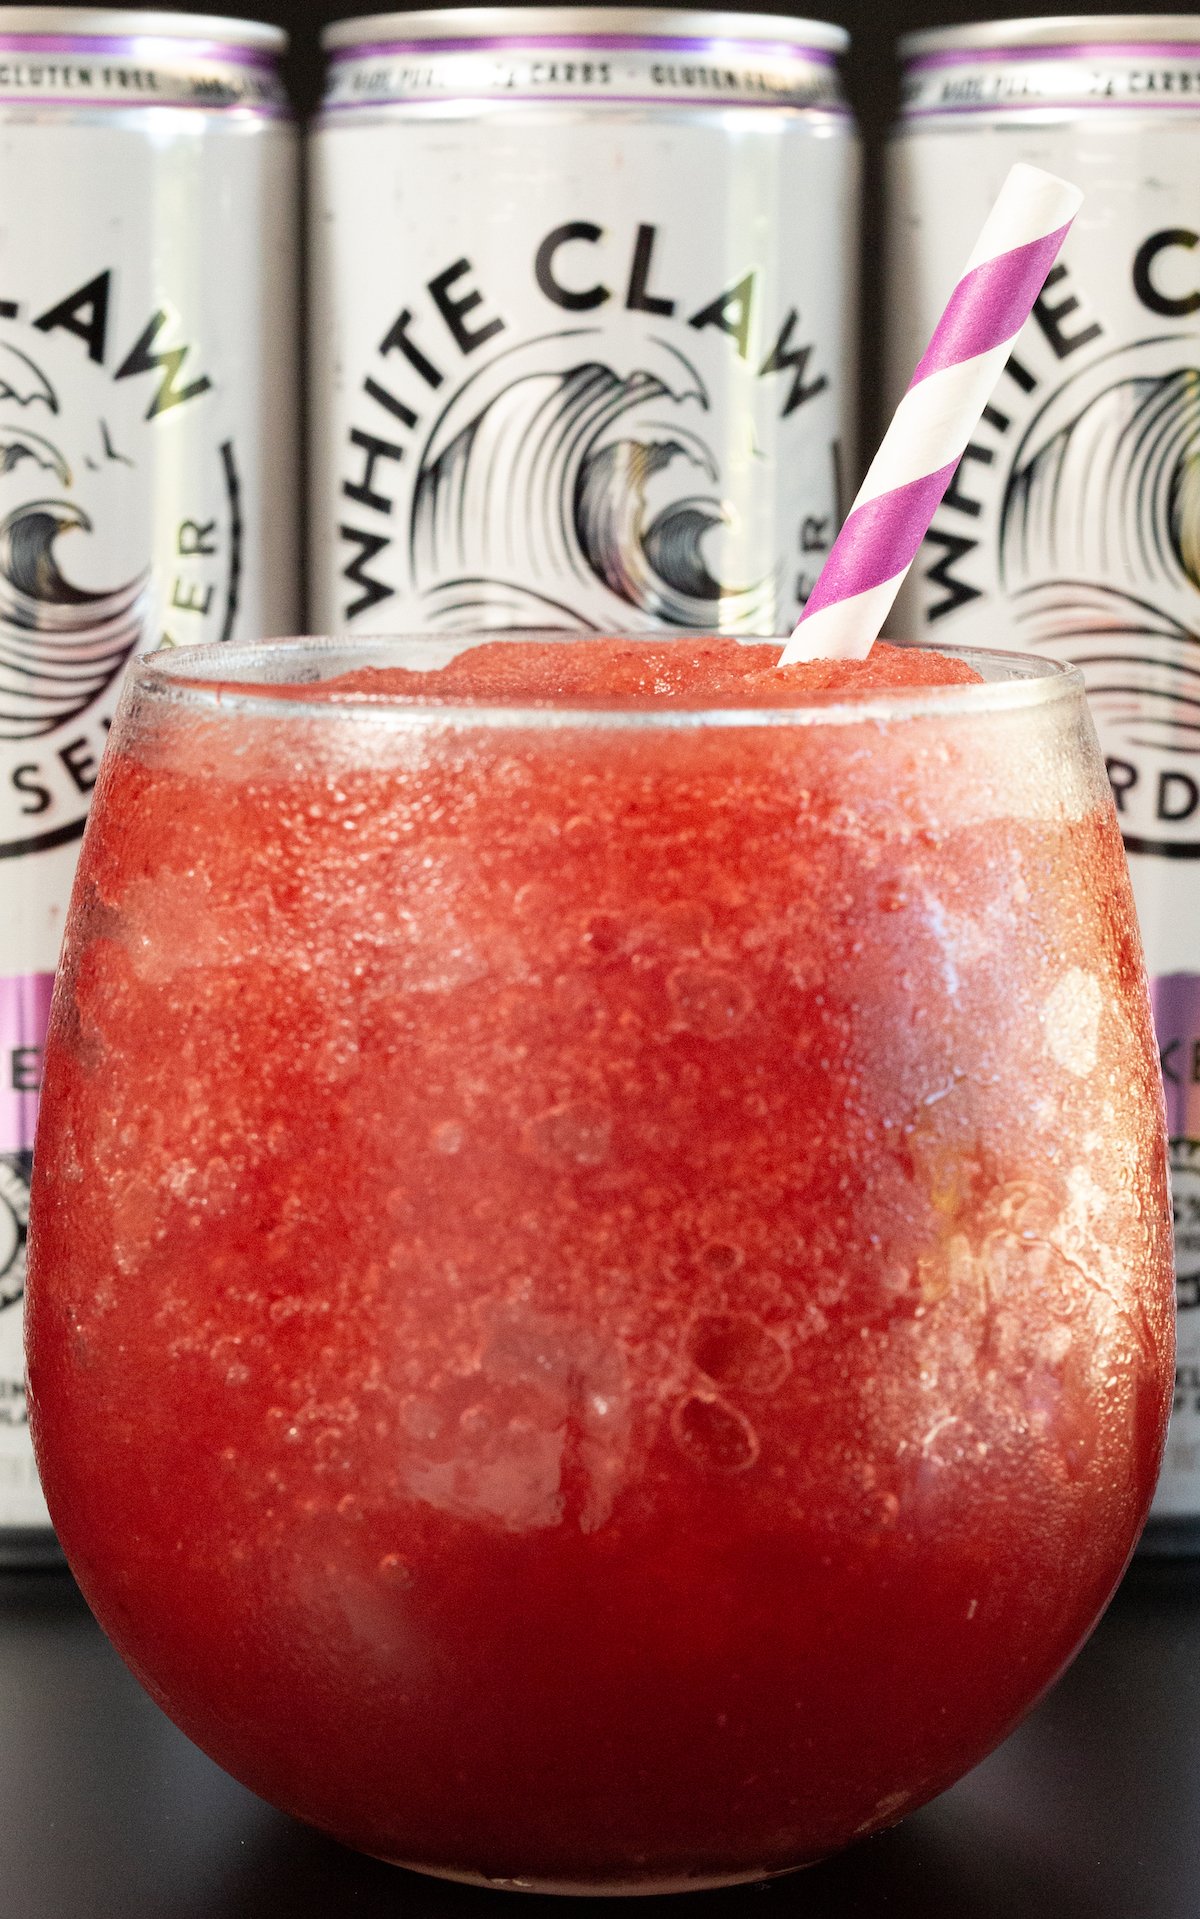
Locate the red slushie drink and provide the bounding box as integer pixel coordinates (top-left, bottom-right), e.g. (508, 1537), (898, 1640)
(27, 635), (1173, 1891)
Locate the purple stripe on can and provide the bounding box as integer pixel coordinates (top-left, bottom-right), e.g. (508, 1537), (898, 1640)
(795, 463), (959, 622)
(908, 225), (1071, 389)
(907, 42), (1200, 71)
(904, 98), (1200, 116)
(0, 33), (277, 67)
(323, 91), (845, 113)
(0, 972), (53, 1156)
(1152, 973), (1200, 1139)
(329, 34), (836, 64)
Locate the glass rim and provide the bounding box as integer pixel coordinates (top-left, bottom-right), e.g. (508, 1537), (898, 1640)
(129, 633), (1086, 732)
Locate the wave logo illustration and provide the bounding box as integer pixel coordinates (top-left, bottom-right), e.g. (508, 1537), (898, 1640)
(0, 341), (147, 745)
(410, 330), (778, 632)
(999, 336), (1200, 768)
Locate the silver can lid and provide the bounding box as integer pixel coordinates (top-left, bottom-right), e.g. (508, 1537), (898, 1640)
(324, 7), (847, 57)
(901, 14), (1200, 60)
(0, 7), (286, 53)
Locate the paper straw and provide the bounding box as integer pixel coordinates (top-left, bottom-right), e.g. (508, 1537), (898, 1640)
(779, 163), (1082, 665)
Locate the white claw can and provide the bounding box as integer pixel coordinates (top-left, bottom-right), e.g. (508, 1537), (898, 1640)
(886, 15), (1200, 1540)
(309, 7), (859, 637)
(0, 7), (298, 1555)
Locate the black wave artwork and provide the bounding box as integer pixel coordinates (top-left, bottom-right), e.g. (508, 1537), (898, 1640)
(0, 343), (146, 744)
(999, 337), (1200, 758)
(409, 331), (778, 632)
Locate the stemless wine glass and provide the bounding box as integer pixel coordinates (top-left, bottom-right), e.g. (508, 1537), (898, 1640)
(27, 634), (1173, 1894)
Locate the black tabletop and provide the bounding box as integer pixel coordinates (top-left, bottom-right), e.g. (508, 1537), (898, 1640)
(3, 1556), (1199, 1919)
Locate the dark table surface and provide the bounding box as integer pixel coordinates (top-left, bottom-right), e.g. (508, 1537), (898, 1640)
(3, 1556), (1199, 1919)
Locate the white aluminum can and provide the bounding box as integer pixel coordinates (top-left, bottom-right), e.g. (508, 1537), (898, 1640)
(886, 15), (1200, 1538)
(309, 7), (858, 637)
(0, 7), (298, 1554)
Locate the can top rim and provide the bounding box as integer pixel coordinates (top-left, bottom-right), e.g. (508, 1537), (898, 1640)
(901, 14), (1200, 58)
(0, 7), (287, 51)
(322, 8), (848, 55)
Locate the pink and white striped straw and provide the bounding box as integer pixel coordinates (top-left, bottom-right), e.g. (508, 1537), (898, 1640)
(780, 163), (1082, 664)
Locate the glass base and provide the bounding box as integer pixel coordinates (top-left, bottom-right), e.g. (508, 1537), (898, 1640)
(376, 1859), (810, 1896)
